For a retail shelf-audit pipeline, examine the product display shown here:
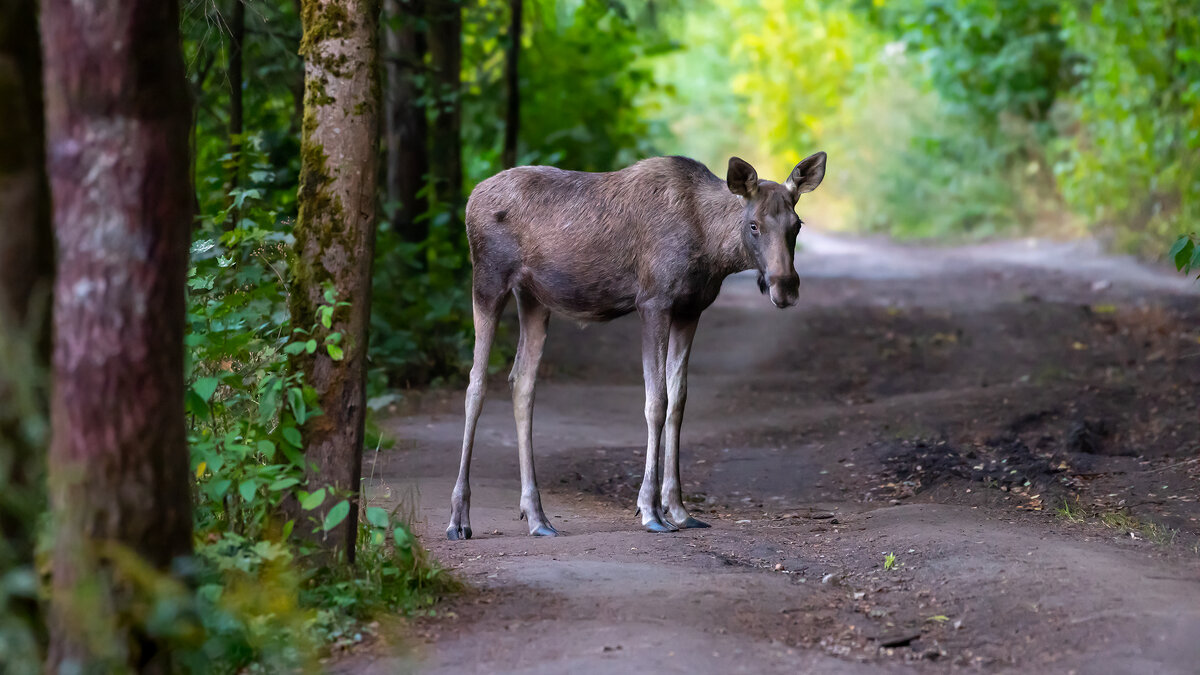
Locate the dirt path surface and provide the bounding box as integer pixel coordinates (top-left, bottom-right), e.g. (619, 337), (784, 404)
(343, 233), (1200, 674)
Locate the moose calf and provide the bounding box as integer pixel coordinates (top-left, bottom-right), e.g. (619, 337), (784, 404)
(447, 152), (827, 538)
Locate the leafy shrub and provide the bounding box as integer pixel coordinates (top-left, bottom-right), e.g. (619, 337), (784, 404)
(180, 139), (454, 671)
(1055, 0), (1200, 255)
(0, 309), (46, 674)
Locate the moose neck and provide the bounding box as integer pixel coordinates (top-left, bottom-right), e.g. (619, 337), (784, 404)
(697, 179), (756, 278)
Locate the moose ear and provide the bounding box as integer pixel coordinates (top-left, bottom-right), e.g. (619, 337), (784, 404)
(784, 151), (827, 201)
(727, 157), (759, 199)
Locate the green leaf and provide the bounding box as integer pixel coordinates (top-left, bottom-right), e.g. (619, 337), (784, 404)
(281, 426), (302, 448)
(283, 341), (307, 355)
(323, 499), (350, 531)
(206, 479), (232, 502)
(193, 377), (220, 402)
(1187, 245), (1200, 272)
(269, 477), (300, 491)
(280, 443), (304, 469)
(1168, 235), (1190, 264)
(327, 344), (344, 361)
(393, 526), (413, 550)
(1173, 238), (1194, 271)
(305, 339), (317, 354)
(185, 390), (210, 419)
(365, 506), (389, 528)
(256, 439), (276, 460)
(301, 488), (326, 511)
(238, 479), (257, 503)
(288, 387), (307, 424)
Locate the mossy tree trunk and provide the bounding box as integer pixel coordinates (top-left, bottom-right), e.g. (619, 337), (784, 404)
(427, 0), (461, 217)
(0, 0), (52, 661)
(384, 0), (429, 243)
(292, 0), (381, 562)
(40, 0), (195, 670)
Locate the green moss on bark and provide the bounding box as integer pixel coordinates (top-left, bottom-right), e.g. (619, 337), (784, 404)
(299, 1), (353, 58)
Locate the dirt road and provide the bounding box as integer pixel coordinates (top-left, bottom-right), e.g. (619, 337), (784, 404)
(346, 233), (1200, 674)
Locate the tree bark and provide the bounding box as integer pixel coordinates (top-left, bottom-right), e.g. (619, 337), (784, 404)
(0, 0), (52, 662)
(40, 0), (195, 670)
(426, 0), (461, 215)
(292, 0), (381, 562)
(225, 0), (246, 230)
(502, 0), (521, 169)
(384, 0), (430, 242)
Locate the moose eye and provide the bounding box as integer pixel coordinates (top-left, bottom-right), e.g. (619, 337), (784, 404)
(749, 222), (759, 234)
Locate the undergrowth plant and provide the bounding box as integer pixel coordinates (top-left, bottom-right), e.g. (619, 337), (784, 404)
(178, 138), (454, 672)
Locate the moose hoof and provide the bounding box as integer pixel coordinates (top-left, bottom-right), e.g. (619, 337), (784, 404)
(677, 516), (710, 529)
(529, 523), (560, 537)
(446, 524), (472, 540)
(644, 519), (679, 533)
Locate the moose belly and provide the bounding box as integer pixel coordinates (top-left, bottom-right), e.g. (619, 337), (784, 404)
(522, 265), (638, 323)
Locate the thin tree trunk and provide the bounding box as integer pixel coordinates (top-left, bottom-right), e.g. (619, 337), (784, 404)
(385, 0), (430, 242)
(40, 0), (195, 670)
(502, 0), (521, 169)
(427, 0), (461, 216)
(292, 0), (381, 562)
(226, 0), (246, 229)
(0, 0), (52, 663)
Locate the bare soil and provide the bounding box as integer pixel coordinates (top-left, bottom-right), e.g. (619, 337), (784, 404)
(340, 233), (1200, 674)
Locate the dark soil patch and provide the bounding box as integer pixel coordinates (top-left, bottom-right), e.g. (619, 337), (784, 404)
(873, 436), (1079, 509)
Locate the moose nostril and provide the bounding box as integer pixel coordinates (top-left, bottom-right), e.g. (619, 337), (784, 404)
(769, 274), (800, 289)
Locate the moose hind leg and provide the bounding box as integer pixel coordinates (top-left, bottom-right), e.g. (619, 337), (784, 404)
(448, 291), (507, 540)
(512, 291), (557, 536)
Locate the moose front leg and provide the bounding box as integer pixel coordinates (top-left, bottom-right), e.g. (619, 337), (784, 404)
(637, 306), (678, 533)
(661, 315), (709, 528)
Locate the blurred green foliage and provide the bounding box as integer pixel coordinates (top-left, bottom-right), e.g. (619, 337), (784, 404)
(653, 0), (1197, 252)
(0, 313), (46, 674)
(1056, 0), (1200, 255)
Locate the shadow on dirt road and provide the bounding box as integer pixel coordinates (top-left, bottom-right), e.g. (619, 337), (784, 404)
(342, 232), (1200, 674)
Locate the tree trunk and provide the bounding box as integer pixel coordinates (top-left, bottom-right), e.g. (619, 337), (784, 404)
(426, 0), (461, 215)
(384, 0), (430, 242)
(40, 0), (195, 670)
(292, 0), (381, 562)
(226, 0), (246, 230)
(0, 0), (52, 662)
(502, 0), (521, 169)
